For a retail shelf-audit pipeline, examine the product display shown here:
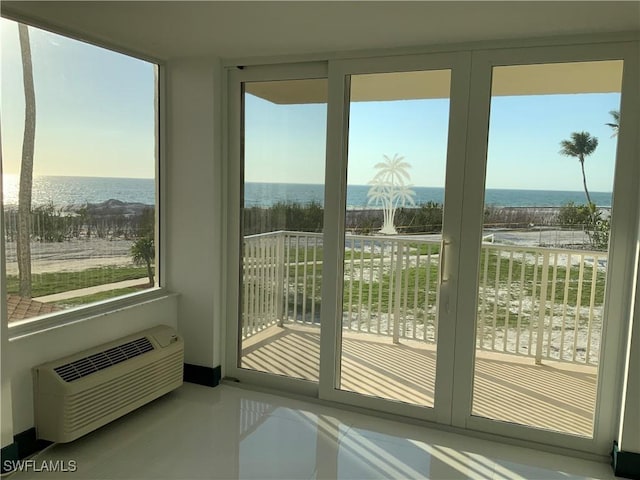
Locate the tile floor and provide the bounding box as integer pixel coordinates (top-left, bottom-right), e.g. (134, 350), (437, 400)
(8, 383), (616, 479)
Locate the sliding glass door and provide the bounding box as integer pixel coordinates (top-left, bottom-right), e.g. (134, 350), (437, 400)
(226, 64), (328, 393)
(226, 41), (639, 455)
(319, 53), (471, 423)
(453, 44), (637, 454)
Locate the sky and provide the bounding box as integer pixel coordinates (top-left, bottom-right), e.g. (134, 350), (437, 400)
(1, 18), (155, 179)
(1, 18), (622, 193)
(245, 79), (621, 193)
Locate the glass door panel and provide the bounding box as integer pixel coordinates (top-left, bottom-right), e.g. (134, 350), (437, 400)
(471, 61), (623, 436)
(338, 70), (452, 406)
(239, 79), (327, 381)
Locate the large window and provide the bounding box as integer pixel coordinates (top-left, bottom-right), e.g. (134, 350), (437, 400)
(1, 19), (158, 324)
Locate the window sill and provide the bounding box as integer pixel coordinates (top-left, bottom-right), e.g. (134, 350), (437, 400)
(7, 288), (177, 341)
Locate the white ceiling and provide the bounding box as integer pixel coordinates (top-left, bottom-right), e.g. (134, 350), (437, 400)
(2, 1), (639, 62)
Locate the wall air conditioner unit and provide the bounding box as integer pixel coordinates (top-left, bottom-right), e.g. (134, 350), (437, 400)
(33, 325), (183, 443)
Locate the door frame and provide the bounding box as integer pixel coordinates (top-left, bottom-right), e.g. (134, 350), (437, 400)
(225, 62), (328, 397)
(318, 52), (473, 426)
(451, 41), (640, 454)
(224, 39), (639, 456)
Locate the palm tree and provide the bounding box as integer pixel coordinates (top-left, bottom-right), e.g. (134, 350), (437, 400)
(131, 237), (155, 286)
(17, 24), (36, 298)
(559, 132), (598, 215)
(605, 109), (620, 137)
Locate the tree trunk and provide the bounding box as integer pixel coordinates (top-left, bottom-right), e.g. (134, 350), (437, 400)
(579, 156), (594, 212)
(17, 24), (36, 298)
(146, 260), (154, 286)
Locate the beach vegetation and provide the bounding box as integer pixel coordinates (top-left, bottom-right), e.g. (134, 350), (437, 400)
(131, 237), (155, 285)
(557, 202), (592, 227)
(244, 201), (323, 235)
(395, 201), (443, 233)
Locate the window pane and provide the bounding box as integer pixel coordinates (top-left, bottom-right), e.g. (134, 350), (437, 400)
(239, 78), (327, 381)
(1, 19), (157, 323)
(339, 70), (451, 406)
(472, 60), (622, 437)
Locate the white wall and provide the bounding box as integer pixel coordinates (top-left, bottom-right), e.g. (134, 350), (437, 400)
(164, 57), (223, 368)
(1, 165), (15, 448)
(7, 295), (178, 434)
(1, 54), (226, 441)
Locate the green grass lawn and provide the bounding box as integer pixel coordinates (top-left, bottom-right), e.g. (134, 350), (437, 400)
(7, 266), (149, 298)
(246, 245), (606, 330)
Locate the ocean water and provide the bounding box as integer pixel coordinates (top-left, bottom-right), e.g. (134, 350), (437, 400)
(245, 182), (612, 209)
(2, 175), (612, 209)
(2, 175), (156, 207)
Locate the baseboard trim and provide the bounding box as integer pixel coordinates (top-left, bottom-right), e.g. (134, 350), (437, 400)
(612, 441), (640, 479)
(0, 428), (52, 474)
(1, 442), (18, 474)
(183, 364), (221, 388)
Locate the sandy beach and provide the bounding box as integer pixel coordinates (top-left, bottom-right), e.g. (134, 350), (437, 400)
(4, 238), (136, 275)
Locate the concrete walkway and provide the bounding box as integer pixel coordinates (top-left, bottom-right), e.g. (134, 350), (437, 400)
(34, 278), (150, 303)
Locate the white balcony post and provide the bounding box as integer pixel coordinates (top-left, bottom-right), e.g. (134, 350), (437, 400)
(276, 232), (285, 327)
(535, 250), (550, 365)
(393, 241), (402, 344)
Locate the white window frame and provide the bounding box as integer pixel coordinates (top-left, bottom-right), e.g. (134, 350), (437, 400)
(1, 17), (167, 340)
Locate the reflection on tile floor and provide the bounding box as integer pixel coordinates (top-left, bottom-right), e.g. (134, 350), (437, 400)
(8, 383), (614, 479)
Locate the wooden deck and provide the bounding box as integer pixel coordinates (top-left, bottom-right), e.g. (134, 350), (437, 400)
(241, 323), (597, 437)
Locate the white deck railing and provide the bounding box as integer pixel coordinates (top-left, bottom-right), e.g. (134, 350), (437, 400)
(242, 231), (607, 366)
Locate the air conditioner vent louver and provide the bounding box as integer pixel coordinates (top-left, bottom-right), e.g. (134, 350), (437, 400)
(54, 337), (155, 382)
(35, 326), (183, 443)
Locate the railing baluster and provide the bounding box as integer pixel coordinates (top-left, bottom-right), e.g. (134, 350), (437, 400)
(293, 235), (299, 323)
(367, 239), (374, 333)
(516, 250), (526, 355)
(535, 251), (549, 365)
(505, 251), (514, 353)
(348, 236), (355, 331)
(285, 235), (291, 323)
(358, 238), (365, 329)
(393, 241), (402, 344)
(243, 241), (249, 338)
(414, 246), (420, 340)
(260, 239), (267, 329)
(377, 241), (384, 335)
(547, 253), (559, 359)
(251, 241), (258, 334)
(402, 242), (410, 339)
(560, 253), (572, 362)
(528, 252), (539, 357)
(479, 246), (490, 350)
(492, 249), (501, 351)
(387, 242), (395, 336)
(276, 234), (285, 326)
(586, 254), (598, 365)
(428, 244), (434, 342)
(310, 236), (318, 325)
(302, 235), (309, 324)
(573, 254), (586, 362)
